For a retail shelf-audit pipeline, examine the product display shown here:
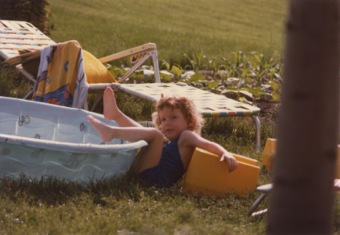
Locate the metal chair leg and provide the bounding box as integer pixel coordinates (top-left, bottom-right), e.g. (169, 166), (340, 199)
(248, 183), (272, 216)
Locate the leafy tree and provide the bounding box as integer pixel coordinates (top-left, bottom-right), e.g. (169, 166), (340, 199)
(0, 0), (51, 34)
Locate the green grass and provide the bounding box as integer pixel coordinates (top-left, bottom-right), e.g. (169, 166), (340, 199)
(0, 175), (271, 234)
(49, 0), (288, 63)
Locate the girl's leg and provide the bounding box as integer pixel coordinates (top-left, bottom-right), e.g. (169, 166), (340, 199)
(103, 87), (142, 127)
(87, 115), (163, 172)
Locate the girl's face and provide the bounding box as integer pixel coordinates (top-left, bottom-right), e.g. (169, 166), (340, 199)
(158, 107), (189, 141)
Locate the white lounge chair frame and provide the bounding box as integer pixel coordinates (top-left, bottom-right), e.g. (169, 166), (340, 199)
(0, 20), (161, 98)
(0, 20), (55, 86)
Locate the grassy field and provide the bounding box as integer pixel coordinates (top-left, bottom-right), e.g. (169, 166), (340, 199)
(49, 0), (288, 64)
(2, 0), (340, 234)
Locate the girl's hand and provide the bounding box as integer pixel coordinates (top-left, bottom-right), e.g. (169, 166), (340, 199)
(220, 152), (238, 172)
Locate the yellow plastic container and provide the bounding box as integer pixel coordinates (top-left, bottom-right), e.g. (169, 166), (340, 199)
(183, 148), (260, 196)
(262, 138), (277, 171)
(336, 145), (340, 178)
(262, 139), (340, 178)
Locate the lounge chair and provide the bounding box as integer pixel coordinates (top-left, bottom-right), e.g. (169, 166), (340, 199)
(0, 20), (261, 151)
(0, 20), (160, 101)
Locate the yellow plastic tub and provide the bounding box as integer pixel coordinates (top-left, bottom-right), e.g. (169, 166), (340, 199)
(262, 138), (340, 178)
(183, 148), (260, 196)
(337, 148), (340, 178)
(262, 138), (277, 170)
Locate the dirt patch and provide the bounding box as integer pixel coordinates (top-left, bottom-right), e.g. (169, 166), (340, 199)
(255, 100), (280, 124)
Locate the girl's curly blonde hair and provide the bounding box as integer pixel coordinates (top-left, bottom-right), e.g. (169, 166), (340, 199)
(152, 95), (204, 134)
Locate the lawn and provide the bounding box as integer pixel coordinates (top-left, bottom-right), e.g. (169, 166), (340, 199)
(49, 0), (288, 63)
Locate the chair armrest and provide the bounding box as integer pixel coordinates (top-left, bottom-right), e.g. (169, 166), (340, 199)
(98, 43), (157, 63)
(4, 50), (41, 66)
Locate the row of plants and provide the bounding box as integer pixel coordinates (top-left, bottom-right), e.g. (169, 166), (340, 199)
(108, 51), (283, 104)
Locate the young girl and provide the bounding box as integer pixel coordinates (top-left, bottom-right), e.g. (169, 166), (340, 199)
(87, 87), (238, 187)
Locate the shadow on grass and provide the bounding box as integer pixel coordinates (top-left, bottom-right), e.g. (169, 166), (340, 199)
(0, 175), (151, 206)
(0, 173), (261, 209)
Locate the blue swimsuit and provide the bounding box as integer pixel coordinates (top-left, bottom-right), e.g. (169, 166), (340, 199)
(138, 138), (185, 187)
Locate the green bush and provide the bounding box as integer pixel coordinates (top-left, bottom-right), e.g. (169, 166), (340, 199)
(0, 0), (51, 34)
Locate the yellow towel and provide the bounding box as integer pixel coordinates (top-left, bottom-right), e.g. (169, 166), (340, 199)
(33, 40), (88, 108)
(82, 50), (116, 84)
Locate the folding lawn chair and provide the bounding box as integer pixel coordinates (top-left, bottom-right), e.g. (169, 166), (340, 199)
(0, 20), (261, 150)
(0, 20), (160, 100)
(0, 20), (55, 91)
(248, 180), (340, 217)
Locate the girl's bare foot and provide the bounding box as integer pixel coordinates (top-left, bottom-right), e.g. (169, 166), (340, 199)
(102, 87), (143, 127)
(87, 115), (114, 143)
(103, 87), (121, 120)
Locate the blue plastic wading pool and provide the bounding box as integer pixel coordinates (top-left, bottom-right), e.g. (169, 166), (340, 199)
(0, 96), (147, 182)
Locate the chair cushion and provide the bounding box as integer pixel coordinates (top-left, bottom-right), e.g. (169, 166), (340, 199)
(83, 50), (117, 84)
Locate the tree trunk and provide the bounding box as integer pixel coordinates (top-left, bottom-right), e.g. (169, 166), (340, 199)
(267, 0), (339, 234)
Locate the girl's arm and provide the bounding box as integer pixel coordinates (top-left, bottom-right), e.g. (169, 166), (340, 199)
(179, 130), (238, 172)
